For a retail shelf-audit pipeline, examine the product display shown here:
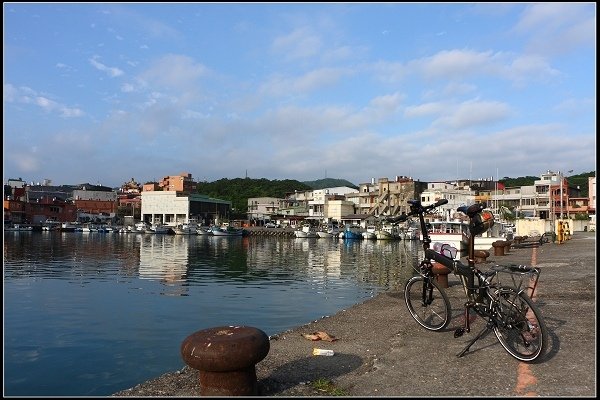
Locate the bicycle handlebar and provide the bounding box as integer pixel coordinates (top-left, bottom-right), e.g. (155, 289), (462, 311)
(386, 198), (448, 223)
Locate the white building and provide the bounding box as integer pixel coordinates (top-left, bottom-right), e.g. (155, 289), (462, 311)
(141, 191), (231, 226)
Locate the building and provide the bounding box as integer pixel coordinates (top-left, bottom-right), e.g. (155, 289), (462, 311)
(23, 183), (78, 224)
(72, 183), (118, 223)
(158, 172), (196, 193)
(363, 176), (428, 216)
(139, 173), (231, 226)
(247, 197), (282, 225)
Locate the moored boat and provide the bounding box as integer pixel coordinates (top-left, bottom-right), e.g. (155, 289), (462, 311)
(376, 223), (400, 240)
(422, 218), (469, 259)
(342, 225), (364, 240)
(316, 224), (340, 238)
(4, 224), (33, 232)
(294, 224), (318, 238)
(211, 225), (244, 236)
(362, 225), (377, 240)
(174, 222), (199, 235)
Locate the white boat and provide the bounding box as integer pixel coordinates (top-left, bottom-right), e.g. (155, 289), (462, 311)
(42, 220), (61, 231)
(135, 221), (151, 233)
(60, 222), (79, 232)
(316, 224), (340, 238)
(403, 226), (419, 240)
(211, 225), (244, 236)
(77, 223), (97, 233)
(362, 225), (377, 240)
(174, 222), (199, 235)
(422, 218), (469, 260)
(150, 223), (171, 234)
(294, 224), (318, 238)
(4, 224), (33, 231)
(376, 223), (400, 240)
(473, 220), (514, 251)
(196, 226), (213, 235)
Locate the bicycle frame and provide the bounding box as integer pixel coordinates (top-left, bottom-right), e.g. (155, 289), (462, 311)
(410, 199), (477, 300)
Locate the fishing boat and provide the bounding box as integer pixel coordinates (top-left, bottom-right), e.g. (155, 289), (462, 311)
(473, 220), (514, 251)
(135, 221), (151, 233)
(341, 225), (364, 240)
(174, 221), (199, 235)
(422, 218), (469, 260)
(196, 226), (213, 235)
(376, 223), (400, 240)
(403, 226), (419, 240)
(4, 224), (33, 232)
(316, 224), (340, 238)
(210, 224), (244, 236)
(294, 224), (318, 238)
(150, 223), (171, 234)
(362, 225), (377, 240)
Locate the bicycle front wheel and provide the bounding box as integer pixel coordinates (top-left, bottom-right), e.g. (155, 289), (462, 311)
(404, 275), (451, 331)
(493, 287), (548, 362)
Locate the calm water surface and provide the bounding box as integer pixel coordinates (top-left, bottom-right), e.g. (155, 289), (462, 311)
(4, 231), (423, 396)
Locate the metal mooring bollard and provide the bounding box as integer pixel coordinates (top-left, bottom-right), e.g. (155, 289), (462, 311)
(432, 262), (451, 288)
(492, 241), (505, 256)
(474, 250), (490, 263)
(181, 325), (270, 396)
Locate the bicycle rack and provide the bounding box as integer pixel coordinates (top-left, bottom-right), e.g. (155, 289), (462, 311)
(490, 264), (541, 299)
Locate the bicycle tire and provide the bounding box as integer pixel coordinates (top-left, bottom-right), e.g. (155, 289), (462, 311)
(492, 286), (548, 362)
(404, 275), (451, 331)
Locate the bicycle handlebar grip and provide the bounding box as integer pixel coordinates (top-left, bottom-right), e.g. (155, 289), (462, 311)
(386, 214), (407, 223)
(435, 199), (449, 207)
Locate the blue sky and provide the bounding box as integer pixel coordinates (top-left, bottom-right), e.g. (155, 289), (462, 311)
(3, 3), (596, 188)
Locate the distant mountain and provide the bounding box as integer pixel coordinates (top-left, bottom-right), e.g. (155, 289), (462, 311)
(302, 178), (358, 190)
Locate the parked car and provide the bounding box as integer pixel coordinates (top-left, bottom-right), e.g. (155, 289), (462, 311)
(265, 222), (278, 228)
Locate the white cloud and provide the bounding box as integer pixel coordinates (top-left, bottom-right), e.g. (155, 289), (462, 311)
(89, 55), (124, 77)
(4, 84), (84, 118)
(514, 3), (596, 56)
(272, 27), (323, 61)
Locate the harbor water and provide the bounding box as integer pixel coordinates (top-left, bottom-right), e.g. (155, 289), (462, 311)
(3, 231), (423, 396)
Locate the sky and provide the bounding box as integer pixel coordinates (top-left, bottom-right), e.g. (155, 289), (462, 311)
(3, 2), (596, 188)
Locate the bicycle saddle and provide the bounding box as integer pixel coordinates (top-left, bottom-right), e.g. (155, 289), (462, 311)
(457, 203), (484, 218)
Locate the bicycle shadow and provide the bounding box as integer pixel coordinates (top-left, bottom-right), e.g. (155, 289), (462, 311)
(258, 352), (363, 395)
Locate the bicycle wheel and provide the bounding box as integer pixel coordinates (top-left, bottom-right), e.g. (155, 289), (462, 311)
(492, 286), (548, 362)
(404, 275), (451, 331)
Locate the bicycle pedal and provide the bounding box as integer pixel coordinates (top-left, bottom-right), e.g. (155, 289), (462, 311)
(454, 328), (465, 338)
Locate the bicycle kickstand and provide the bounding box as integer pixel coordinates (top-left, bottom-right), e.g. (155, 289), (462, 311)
(456, 322), (493, 358)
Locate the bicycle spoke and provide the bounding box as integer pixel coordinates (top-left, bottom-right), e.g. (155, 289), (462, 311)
(493, 288), (547, 362)
(405, 276), (450, 331)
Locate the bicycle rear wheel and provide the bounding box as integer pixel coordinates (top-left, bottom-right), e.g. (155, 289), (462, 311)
(404, 275), (451, 331)
(492, 287), (548, 362)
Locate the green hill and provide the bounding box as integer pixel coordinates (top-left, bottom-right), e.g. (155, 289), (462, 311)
(196, 178), (312, 219)
(302, 178), (358, 190)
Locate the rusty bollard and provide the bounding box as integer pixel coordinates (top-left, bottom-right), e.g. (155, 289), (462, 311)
(504, 240), (512, 253)
(492, 241), (505, 256)
(181, 326), (270, 396)
(432, 262), (451, 288)
(474, 250), (490, 264)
